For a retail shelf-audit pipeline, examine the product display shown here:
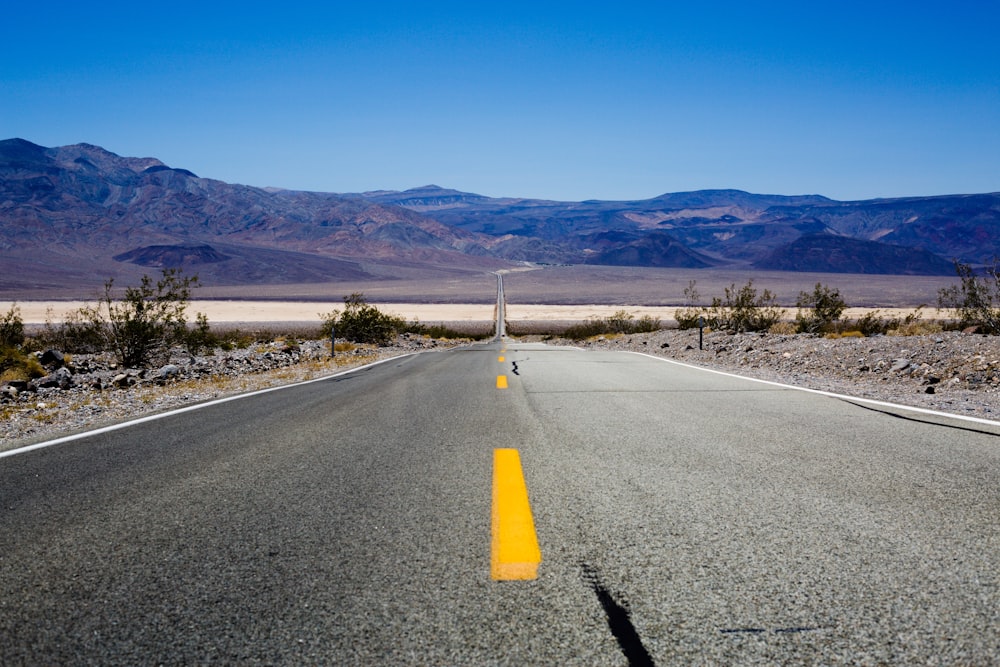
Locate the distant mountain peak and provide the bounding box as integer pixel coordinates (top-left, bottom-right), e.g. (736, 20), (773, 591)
(362, 184), (491, 210)
(51, 142), (165, 173)
(0, 137), (45, 151)
(649, 189), (833, 208)
(402, 184), (484, 197)
(0, 138), (49, 166)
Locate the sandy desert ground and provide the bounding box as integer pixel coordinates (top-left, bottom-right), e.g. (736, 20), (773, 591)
(3, 300), (934, 327)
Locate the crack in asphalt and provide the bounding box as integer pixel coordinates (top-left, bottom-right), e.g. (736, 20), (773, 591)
(580, 563), (655, 667)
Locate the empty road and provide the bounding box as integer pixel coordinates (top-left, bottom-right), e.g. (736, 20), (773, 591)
(2, 339), (998, 664)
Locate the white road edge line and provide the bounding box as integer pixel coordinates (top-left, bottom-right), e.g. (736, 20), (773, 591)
(627, 350), (1000, 428)
(0, 353), (419, 460)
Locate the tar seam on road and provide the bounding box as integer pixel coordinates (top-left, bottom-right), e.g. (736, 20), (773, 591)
(720, 628), (766, 634)
(839, 398), (1000, 437)
(581, 563), (655, 667)
(720, 626), (826, 635)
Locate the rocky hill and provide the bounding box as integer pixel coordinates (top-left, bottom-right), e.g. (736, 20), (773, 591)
(3, 139), (998, 295)
(755, 234), (957, 275)
(367, 186), (1000, 273)
(0, 139), (507, 293)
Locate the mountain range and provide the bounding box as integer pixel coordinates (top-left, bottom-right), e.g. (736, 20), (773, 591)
(2, 138), (998, 294)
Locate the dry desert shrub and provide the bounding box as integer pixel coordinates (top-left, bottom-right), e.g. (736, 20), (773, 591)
(704, 280), (785, 333)
(768, 321), (797, 335)
(938, 259), (1000, 333)
(563, 310), (661, 340)
(0, 304), (44, 383)
(320, 293), (406, 345)
(795, 283), (847, 333)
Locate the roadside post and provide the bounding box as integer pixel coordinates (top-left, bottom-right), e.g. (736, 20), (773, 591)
(698, 315), (704, 350)
(330, 324), (336, 358)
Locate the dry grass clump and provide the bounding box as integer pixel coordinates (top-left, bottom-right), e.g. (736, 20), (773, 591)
(887, 320), (943, 336)
(0, 354), (44, 384)
(768, 321), (797, 335)
(334, 353), (376, 367)
(824, 330), (865, 339)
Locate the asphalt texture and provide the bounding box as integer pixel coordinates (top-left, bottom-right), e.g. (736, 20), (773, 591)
(1, 341), (998, 665)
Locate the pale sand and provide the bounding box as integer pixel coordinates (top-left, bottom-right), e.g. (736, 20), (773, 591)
(3, 301), (491, 324)
(2, 301), (932, 324)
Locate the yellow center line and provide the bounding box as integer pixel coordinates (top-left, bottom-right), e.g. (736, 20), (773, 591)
(496, 375), (508, 389)
(491, 448), (542, 580)
(498, 355), (505, 362)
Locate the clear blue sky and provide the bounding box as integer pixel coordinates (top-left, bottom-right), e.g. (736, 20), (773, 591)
(3, 1), (998, 201)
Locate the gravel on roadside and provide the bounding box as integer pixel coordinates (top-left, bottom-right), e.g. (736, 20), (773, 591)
(0, 334), (457, 451)
(554, 328), (1000, 421)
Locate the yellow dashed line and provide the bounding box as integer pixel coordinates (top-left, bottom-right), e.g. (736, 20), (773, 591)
(498, 356), (505, 362)
(491, 448), (542, 580)
(496, 375), (508, 389)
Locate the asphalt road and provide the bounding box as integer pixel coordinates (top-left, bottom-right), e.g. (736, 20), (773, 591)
(1, 341), (998, 665)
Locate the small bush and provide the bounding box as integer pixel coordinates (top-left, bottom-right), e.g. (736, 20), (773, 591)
(674, 280), (704, 330)
(101, 269), (200, 367)
(321, 293), (406, 345)
(938, 259), (1000, 333)
(403, 321), (491, 341)
(852, 307), (929, 336)
(705, 280), (785, 333)
(563, 310), (661, 341)
(563, 319), (612, 340)
(39, 307), (106, 354)
(47, 269), (202, 366)
(795, 283), (846, 333)
(632, 314), (662, 334)
(888, 308), (941, 336)
(0, 304), (25, 348)
(185, 312), (216, 354)
(0, 314), (42, 390)
(855, 310), (890, 336)
(214, 329), (264, 350)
